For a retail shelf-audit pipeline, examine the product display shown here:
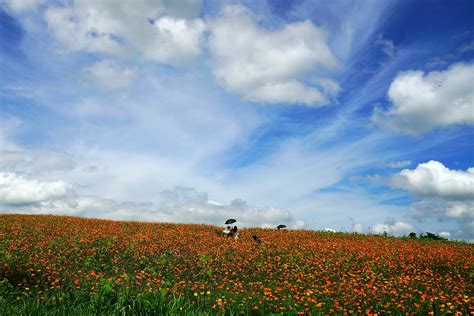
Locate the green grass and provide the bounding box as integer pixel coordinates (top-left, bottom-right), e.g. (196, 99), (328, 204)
(0, 279), (272, 315)
(1, 287), (212, 315)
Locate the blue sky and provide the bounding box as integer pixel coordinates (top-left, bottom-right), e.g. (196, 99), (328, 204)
(0, 0), (473, 240)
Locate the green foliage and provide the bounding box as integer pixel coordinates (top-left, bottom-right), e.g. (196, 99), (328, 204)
(419, 232), (448, 241)
(0, 286), (213, 315)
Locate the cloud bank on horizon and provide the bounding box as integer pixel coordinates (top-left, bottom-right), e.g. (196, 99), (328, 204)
(0, 0), (473, 240)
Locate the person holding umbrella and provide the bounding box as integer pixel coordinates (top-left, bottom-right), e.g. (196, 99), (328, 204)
(230, 226), (239, 240)
(223, 219), (237, 238)
(222, 226), (231, 236)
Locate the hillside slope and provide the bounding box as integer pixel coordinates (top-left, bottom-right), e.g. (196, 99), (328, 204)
(0, 214), (472, 314)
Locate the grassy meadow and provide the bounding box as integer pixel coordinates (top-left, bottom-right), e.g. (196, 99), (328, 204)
(0, 214), (472, 315)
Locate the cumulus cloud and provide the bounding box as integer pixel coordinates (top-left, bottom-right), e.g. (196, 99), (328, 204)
(0, 172), (304, 228)
(348, 218), (365, 233)
(145, 16), (206, 65)
(370, 218), (415, 236)
(0, 172), (74, 206)
(352, 223), (364, 233)
(153, 187), (305, 228)
(44, 0), (204, 65)
(409, 199), (473, 221)
(34, 1), (339, 104)
(390, 160), (474, 200)
(438, 231), (451, 238)
(391, 161), (474, 241)
(84, 60), (136, 90)
(409, 200), (474, 241)
(0, 193), (153, 218)
(208, 4), (338, 106)
(44, 6), (124, 55)
(373, 63), (474, 134)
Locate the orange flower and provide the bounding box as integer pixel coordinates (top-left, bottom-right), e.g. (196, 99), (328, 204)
(1, 214), (472, 314)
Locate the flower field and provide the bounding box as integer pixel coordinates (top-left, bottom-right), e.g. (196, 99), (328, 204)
(0, 214), (472, 315)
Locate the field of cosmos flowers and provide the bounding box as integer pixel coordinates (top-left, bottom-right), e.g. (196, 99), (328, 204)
(0, 215), (472, 315)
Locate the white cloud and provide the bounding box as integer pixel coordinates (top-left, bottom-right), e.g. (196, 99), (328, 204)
(348, 218), (365, 234)
(386, 160), (411, 168)
(409, 200), (474, 241)
(0, 174), (305, 228)
(43, 1), (205, 66)
(0, 118), (78, 175)
(374, 62), (474, 134)
(0, 194), (152, 218)
(0, 150), (76, 173)
(445, 202), (473, 218)
(375, 35), (395, 58)
(145, 16), (206, 65)
(27, 69), (265, 206)
(222, 131), (389, 209)
(438, 231), (451, 238)
(352, 222), (364, 233)
(459, 40), (474, 53)
(0, 172), (73, 205)
(152, 187), (305, 228)
(391, 160), (474, 200)
(370, 219), (415, 236)
(208, 4), (338, 106)
(289, 187), (406, 233)
(243, 80), (326, 105)
(287, 1), (392, 62)
(2, 0), (44, 13)
(391, 161), (474, 241)
(409, 199), (474, 221)
(44, 6), (124, 55)
(84, 60), (136, 90)
(311, 77), (342, 97)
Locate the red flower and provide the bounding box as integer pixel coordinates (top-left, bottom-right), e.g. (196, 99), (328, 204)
(74, 279), (79, 285)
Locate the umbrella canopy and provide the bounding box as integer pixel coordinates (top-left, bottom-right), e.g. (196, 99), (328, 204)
(277, 224), (287, 230)
(225, 219), (236, 225)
